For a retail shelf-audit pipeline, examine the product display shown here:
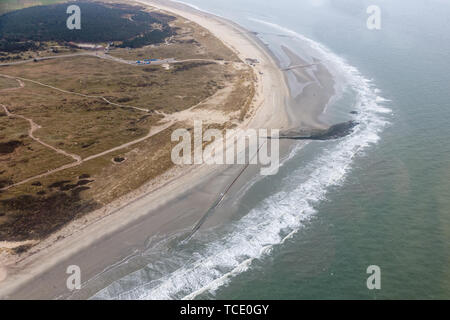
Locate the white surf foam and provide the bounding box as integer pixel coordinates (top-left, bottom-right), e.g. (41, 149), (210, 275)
(94, 17), (392, 301)
(171, 0), (204, 12)
(171, 0), (223, 17)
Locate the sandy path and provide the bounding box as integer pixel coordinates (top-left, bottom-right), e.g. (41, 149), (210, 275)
(1, 104), (82, 162)
(0, 0), (294, 299)
(0, 113), (175, 191)
(0, 47), (244, 189)
(0, 52), (140, 67)
(0, 73), (150, 113)
(0, 74), (174, 190)
(0, 78), (24, 92)
(0, 61), (241, 190)
(0, 51), (232, 68)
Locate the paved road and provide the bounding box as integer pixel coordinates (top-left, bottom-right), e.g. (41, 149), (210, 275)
(0, 52), (230, 67)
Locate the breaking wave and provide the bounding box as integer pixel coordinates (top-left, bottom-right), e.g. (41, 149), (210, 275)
(93, 18), (392, 300)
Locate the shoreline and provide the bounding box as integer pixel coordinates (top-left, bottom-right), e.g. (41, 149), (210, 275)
(0, 0), (334, 299)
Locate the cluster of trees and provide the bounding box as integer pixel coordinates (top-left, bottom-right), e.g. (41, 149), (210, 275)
(0, 40), (40, 53)
(0, 2), (175, 53)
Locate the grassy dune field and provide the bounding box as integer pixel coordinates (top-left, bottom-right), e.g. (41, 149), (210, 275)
(0, 1), (255, 248)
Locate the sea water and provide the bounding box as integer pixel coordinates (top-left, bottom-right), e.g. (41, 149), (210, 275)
(93, 0), (450, 299)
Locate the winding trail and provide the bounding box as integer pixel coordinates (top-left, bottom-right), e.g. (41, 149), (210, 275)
(0, 78), (24, 92)
(1, 104), (82, 163)
(0, 53), (93, 67)
(0, 74), (175, 191)
(0, 51), (232, 68)
(0, 73), (150, 113)
(0, 53), (237, 191)
(0, 119), (174, 191)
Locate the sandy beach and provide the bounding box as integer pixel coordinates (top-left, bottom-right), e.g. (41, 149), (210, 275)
(0, 0), (335, 299)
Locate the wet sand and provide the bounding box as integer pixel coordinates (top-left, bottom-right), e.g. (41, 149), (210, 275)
(0, 0), (335, 299)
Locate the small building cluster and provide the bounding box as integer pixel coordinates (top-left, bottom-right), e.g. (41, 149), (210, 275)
(136, 58), (159, 65)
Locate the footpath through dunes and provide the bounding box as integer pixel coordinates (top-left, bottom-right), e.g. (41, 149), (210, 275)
(0, 72), (151, 112)
(0, 104), (81, 163)
(0, 73), (215, 191)
(0, 73), (155, 191)
(0, 0), (257, 261)
(83, 2), (391, 301)
(0, 51), (235, 69)
(0, 76), (24, 91)
(0, 0), (289, 299)
(0, 51), (249, 191)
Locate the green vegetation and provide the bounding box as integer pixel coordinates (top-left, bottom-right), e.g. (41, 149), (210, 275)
(0, 55), (239, 242)
(0, 0), (69, 16)
(0, 1), (175, 53)
(0, 2), (254, 245)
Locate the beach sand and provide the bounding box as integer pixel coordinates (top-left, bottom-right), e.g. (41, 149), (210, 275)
(0, 0), (335, 299)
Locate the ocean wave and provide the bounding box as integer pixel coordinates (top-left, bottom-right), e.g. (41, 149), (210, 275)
(171, 0), (203, 12)
(93, 17), (392, 301)
(171, 0), (221, 17)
